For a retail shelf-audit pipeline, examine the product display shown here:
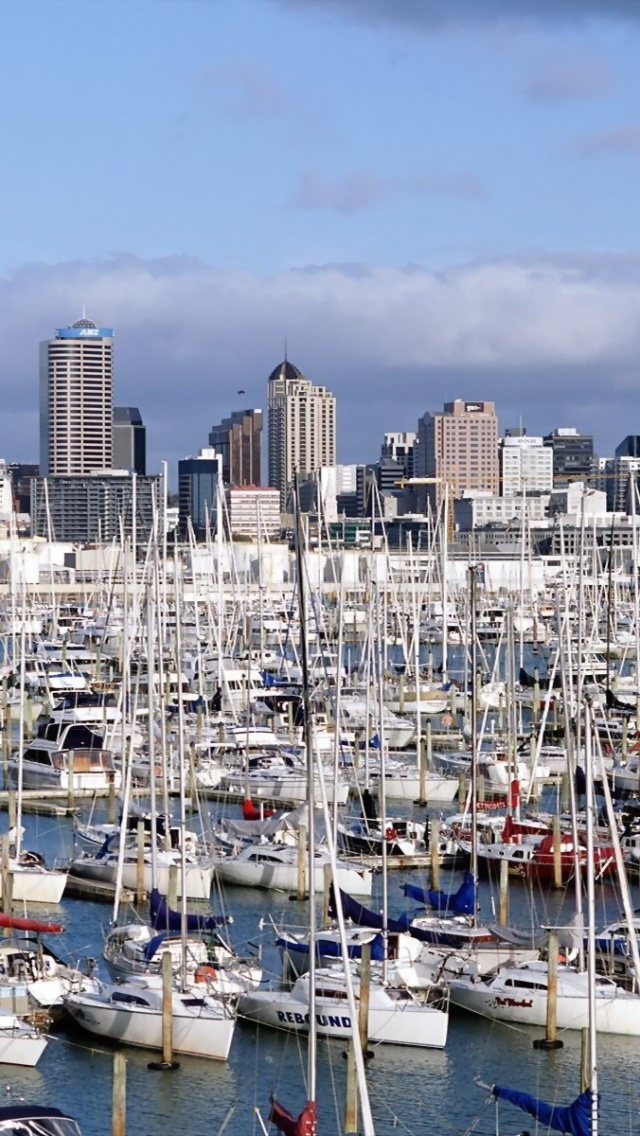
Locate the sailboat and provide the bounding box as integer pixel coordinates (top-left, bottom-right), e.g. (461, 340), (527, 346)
(65, 578), (237, 1061)
(469, 699), (604, 1136)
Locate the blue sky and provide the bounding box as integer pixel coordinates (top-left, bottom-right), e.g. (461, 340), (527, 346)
(3, 0), (640, 474)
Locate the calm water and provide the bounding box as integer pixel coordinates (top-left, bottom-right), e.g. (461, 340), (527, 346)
(4, 805), (637, 1136)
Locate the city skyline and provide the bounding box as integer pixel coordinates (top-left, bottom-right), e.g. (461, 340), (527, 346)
(0, 0), (639, 473)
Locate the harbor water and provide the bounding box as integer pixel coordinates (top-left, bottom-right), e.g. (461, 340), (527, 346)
(6, 809), (639, 1136)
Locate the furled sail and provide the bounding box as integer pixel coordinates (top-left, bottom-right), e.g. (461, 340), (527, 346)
(328, 885), (412, 933)
(269, 1100), (317, 1136)
(401, 871), (475, 916)
(492, 1085), (595, 1136)
(149, 888), (229, 933)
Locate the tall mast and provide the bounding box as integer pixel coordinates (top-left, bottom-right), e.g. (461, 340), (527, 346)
(583, 702), (599, 1136)
(294, 478), (316, 1111)
(469, 565), (479, 925)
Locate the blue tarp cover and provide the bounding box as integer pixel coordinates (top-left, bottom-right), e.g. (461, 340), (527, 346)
(493, 1085), (595, 1136)
(402, 871), (476, 916)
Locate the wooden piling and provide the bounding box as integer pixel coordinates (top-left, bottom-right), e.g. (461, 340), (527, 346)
(358, 942), (371, 1056)
(429, 817), (441, 891)
(112, 1051), (127, 1136)
(162, 949), (173, 1065)
(499, 856), (509, 926)
(136, 821), (146, 906)
(168, 864), (178, 912)
(552, 814), (562, 890)
(297, 826), (307, 900)
(533, 930), (563, 1050)
(67, 751), (75, 813)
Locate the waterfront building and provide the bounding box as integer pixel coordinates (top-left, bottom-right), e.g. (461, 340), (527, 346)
(416, 399), (499, 510)
(178, 448), (220, 540)
(113, 407), (146, 475)
(30, 472), (159, 543)
(543, 427), (594, 486)
(209, 409), (263, 486)
(39, 318), (114, 476)
(455, 490), (549, 531)
(500, 432), (553, 497)
(267, 360), (336, 507)
(225, 486), (280, 538)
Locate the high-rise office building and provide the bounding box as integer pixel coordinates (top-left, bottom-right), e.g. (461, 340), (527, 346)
(113, 407), (146, 475)
(381, 432), (416, 479)
(500, 432), (553, 497)
(416, 399), (499, 510)
(178, 448), (220, 540)
(267, 360), (336, 507)
(8, 463), (39, 513)
(209, 409), (262, 486)
(543, 427), (594, 486)
(39, 318), (114, 475)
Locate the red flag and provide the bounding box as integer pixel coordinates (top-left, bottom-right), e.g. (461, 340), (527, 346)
(269, 1101), (317, 1136)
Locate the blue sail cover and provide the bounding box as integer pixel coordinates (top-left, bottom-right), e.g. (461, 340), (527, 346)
(493, 1085), (595, 1136)
(402, 872), (476, 916)
(149, 888), (229, 933)
(329, 886), (413, 933)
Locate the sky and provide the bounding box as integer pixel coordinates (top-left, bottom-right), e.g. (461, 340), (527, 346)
(3, 0), (640, 477)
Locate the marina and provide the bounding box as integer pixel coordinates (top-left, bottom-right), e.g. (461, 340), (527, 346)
(0, 546), (635, 1136)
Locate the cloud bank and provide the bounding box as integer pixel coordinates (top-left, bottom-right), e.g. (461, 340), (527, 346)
(277, 0), (640, 31)
(290, 168), (485, 212)
(523, 57), (611, 102)
(3, 251), (640, 478)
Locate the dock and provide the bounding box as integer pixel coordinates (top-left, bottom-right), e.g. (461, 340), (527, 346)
(64, 874), (137, 904)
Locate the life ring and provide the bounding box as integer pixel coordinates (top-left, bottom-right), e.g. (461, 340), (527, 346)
(385, 827), (397, 842)
(194, 964), (218, 984)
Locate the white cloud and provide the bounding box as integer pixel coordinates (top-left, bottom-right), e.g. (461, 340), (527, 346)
(3, 252), (640, 477)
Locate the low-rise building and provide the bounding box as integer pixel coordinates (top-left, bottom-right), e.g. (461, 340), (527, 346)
(225, 486), (281, 538)
(30, 472), (159, 544)
(455, 491), (549, 531)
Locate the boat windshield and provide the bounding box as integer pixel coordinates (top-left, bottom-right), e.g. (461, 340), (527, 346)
(0, 1115), (83, 1136)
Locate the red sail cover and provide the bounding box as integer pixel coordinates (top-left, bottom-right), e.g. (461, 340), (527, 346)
(269, 1100), (317, 1136)
(242, 798), (275, 821)
(0, 913), (63, 933)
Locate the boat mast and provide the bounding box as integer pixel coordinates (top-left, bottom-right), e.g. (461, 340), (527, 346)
(293, 479), (317, 1113)
(14, 573), (27, 859)
(147, 585), (158, 893)
(583, 701), (599, 1136)
(173, 553), (189, 992)
(469, 565), (479, 925)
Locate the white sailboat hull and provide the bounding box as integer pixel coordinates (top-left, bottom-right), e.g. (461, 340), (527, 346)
(449, 969), (640, 1035)
(65, 992), (235, 1059)
(0, 1013), (47, 1066)
(70, 855), (213, 900)
(0, 865), (67, 904)
(239, 990), (448, 1048)
(214, 855), (372, 896)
